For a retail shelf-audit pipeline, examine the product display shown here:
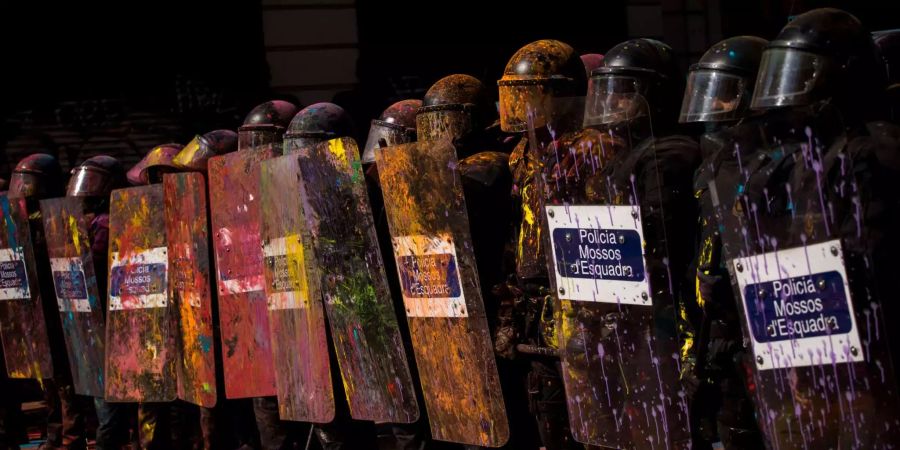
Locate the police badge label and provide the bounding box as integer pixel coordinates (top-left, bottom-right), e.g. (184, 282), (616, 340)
(393, 234), (467, 317)
(50, 257), (90, 312)
(545, 205), (650, 305)
(109, 247), (169, 310)
(732, 239), (864, 370)
(0, 247), (30, 301)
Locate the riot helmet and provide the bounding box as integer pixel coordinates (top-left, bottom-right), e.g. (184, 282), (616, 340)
(362, 99), (420, 164)
(584, 38), (683, 129)
(127, 143), (183, 185)
(283, 102), (354, 154)
(750, 8), (886, 122)
(173, 129), (238, 172)
(9, 153), (63, 199)
(498, 39), (586, 133)
(417, 74), (494, 142)
(67, 155), (126, 198)
(680, 36), (768, 123)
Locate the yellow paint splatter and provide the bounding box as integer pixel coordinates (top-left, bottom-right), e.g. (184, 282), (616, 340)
(68, 215), (81, 255)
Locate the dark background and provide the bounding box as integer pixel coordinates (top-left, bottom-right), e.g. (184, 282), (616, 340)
(2, 0), (898, 175)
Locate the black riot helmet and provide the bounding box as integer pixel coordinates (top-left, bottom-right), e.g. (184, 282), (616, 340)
(680, 36), (768, 123)
(283, 102), (355, 154)
(9, 153), (63, 199)
(67, 155), (126, 198)
(238, 100), (298, 154)
(362, 99), (421, 164)
(750, 8), (886, 123)
(584, 38), (683, 131)
(498, 39), (586, 133)
(417, 74), (494, 142)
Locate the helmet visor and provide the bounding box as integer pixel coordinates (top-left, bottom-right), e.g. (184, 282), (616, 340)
(679, 70), (746, 123)
(584, 75), (646, 126)
(8, 172), (40, 198)
(750, 48), (828, 110)
(362, 122), (415, 164)
(67, 166), (113, 197)
(498, 80), (552, 133)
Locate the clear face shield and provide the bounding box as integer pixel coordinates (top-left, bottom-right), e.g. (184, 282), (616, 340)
(750, 47), (831, 110)
(679, 70), (747, 123)
(362, 121), (416, 164)
(67, 165), (114, 197)
(583, 75), (649, 127)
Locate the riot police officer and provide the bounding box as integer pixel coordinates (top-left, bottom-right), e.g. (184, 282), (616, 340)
(716, 8), (900, 448)
(677, 35), (768, 449)
(67, 155), (130, 450)
(496, 39), (586, 450)
(7, 154), (91, 450)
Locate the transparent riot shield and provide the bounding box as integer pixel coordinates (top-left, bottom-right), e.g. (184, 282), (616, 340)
(542, 95), (694, 448)
(258, 151), (334, 423)
(163, 172), (218, 407)
(105, 184), (177, 402)
(208, 147), (278, 399)
(714, 106), (900, 447)
(0, 195), (53, 379)
(376, 140), (508, 447)
(300, 137), (419, 423)
(40, 197), (106, 396)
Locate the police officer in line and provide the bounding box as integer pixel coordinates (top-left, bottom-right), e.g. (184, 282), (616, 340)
(9, 154), (91, 450)
(66, 155), (132, 450)
(713, 8), (900, 448)
(495, 39), (587, 450)
(676, 36), (768, 449)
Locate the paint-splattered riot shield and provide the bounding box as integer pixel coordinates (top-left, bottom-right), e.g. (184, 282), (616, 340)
(208, 146), (277, 399)
(258, 150), (334, 423)
(714, 108), (900, 447)
(105, 185), (177, 402)
(163, 172), (218, 407)
(39, 197), (106, 396)
(544, 95), (693, 448)
(297, 137), (418, 423)
(0, 195), (53, 379)
(376, 140), (508, 446)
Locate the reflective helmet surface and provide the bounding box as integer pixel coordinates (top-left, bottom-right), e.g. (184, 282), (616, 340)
(284, 102), (355, 154)
(362, 99), (421, 164)
(584, 38), (683, 127)
(750, 8), (885, 119)
(67, 155), (126, 197)
(9, 153), (63, 199)
(679, 36), (768, 123)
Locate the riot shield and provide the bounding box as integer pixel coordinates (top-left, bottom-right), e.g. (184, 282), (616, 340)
(714, 107), (900, 447)
(542, 96), (694, 448)
(0, 195), (53, 379)
(258, 152), (334, 423)
(105, 184), (177, 402)
(376, 140), (508, 446)
(39, 197), (106, 396)
(208, 148), (277, 398)
(299, 137), (418, 423)
(163, 172), (218, 407)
